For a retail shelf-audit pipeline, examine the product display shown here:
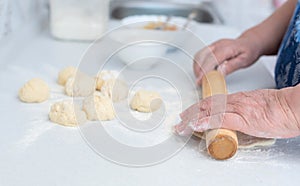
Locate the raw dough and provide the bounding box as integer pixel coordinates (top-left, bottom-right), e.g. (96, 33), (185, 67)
(82, 93), (115, 121)
(101, 78), (128, 102)
(236, 132), (276, 149)
(58, 66), (77, 85)
(97, 70), (116, 80)
(130, 90), (162, 113)
(95, 71), (115, 91)
(49, 100), (87, 127)
(18, 78), (50, 103)
(64, 77), (75, 96)
(193, 132), (276, 149)
(95, 76), (104, 91)
(64, 72), (95, 97)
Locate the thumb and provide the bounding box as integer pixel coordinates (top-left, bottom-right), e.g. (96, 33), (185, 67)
(217, 56), (250, 76)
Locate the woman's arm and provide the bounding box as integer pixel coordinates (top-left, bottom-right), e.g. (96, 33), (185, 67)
(193, 0), (298, 84)
(241, 0), (298, 56)
(175, 85), (300, 139)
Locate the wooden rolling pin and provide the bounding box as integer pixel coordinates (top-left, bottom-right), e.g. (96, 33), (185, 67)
(202, 70), (238, 160)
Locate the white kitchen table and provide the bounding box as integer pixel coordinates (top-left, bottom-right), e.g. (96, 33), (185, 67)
(0, 20), (299, 186)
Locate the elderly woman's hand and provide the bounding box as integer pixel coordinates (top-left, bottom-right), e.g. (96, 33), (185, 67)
(194, 36), (262, 85)
(174, 88), (300, 139)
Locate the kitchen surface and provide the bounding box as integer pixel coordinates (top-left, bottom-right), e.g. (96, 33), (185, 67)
(1, 0), (300, 185)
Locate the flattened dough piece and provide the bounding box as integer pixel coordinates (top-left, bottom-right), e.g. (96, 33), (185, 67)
(193, 132), (276, 149)
(19, 78), (50, 103)
(49, 100), (87, 127)
(130, 90), (162, 113)
(236, 132), (276, 149)
(82, 93), (115, 121)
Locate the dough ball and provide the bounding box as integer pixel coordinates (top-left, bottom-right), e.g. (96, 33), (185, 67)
(97, 70), (116, 80)
(101, 78), (128, 102)
(49, 100), (87, 127)
(95, 77), (104, 91)
(130, 90), (162, 113)
(64, 72), (95, 97)
(82, 94), (115, 121)
(19, 78), (50, 103)
(58, 66), (77, 85)
(95, 70), (115, 91)
(65, 77), (75, 96)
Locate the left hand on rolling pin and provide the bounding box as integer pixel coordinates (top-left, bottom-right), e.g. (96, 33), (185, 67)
(174, 89), (300, 139)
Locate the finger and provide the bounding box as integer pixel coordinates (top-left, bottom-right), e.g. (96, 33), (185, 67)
(193, 47), (212, 77)
(174, 121), (194, 136)
(211, 40), (240, 66)
(217, 56), (248, 76)
(180, 99), (210, 122)
(180, 95), (226, 122)
(176, 102), (208, 136)
(176, 126), (194, 136)
(194, 52), (212, 85)
(180, 103), (201, 120)
(195, 51), (220, 84)
(190, 113), (246, 132)
(193, 43), (222, 79)
(196, 76), (202, 86)
(180, 104), (207, 122)
(195, 40), (238, 84)
(174, 121), (186, 133)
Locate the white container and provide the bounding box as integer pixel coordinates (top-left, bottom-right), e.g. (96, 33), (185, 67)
(117, 43), (167, 70)
(49, 0), (109, 41)
(110, 15), (195, 70)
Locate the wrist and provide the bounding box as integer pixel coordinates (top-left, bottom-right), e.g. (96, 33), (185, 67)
(238, 28), (264, 59)
(278, 85), (300, 129)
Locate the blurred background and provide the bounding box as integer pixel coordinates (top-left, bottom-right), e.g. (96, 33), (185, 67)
(0, 0), (286, 42)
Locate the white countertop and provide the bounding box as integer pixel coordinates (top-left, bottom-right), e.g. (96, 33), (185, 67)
(0, 20), (299, 186)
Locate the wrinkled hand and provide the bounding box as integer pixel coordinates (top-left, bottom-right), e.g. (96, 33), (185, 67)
(194, 37), (261, 85)
(175, 89), (300, 139)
